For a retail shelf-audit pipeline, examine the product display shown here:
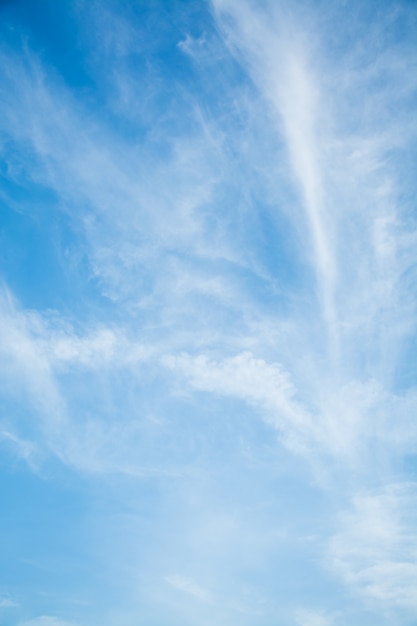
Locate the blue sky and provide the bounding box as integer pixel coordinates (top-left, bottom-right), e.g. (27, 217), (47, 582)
(0, 1), (416, 625)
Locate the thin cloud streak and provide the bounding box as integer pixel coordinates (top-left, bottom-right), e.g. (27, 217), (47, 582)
(211, 0), (417, 376)
(211, 0), (338, 349)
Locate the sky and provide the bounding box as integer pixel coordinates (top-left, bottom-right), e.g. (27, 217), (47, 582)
(0, 0), (416, 625)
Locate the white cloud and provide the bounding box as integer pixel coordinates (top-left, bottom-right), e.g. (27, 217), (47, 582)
(328, 483), (417, 612)
(0, 288), (67, 438)
(0, 0), (414, 488)
(163, 351), (417, 471)
(0, 2), (416, 622)
(211, 0), (337, 334)
(0, 43), (248, 314)
(0, 287), (162, 473)
(211, 0), (417, 368)
(163, 351), (312, 451)
(0, 430), (40, 469)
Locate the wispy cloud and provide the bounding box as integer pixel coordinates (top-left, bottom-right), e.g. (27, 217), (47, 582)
(0, 0), (416, 624)
(0, 288), (67, 444)
(163, 351), (311, 448)
(211, 0), (417, 369)
(328, 483), (417, 612)
(0, 596), (19, 608)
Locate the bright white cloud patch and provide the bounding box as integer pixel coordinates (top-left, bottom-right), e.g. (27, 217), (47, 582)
(163, 351), (311, 438)
(0, 0), (416, 625)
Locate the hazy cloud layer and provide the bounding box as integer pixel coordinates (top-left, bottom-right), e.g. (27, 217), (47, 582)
(0, 1), (416, 625)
